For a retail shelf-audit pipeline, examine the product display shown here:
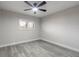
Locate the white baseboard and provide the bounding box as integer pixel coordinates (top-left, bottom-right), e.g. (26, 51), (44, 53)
(41, 38), (79, 53)
(1, 38), (79, 53)
(0, 38), (39, 48)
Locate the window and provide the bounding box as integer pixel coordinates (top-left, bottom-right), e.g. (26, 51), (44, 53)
(19, 19), (26, 28)
(19, 19), (34, 30)
(28, 22), (34, 28)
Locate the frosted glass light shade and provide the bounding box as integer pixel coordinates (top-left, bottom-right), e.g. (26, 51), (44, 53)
(32, 7), (38, 12)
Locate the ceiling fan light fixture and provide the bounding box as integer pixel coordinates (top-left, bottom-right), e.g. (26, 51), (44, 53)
(32, 7), (38, 12)
(24, 1), (47, 14)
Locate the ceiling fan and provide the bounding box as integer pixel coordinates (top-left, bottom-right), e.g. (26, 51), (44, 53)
(24, 1), (47, 14)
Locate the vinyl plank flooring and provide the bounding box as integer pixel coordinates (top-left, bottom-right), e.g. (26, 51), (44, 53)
(0, 40), (79, 57)
(37, 40), (79, 57)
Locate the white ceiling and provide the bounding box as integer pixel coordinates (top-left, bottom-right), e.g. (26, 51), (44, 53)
(0, 1), (79, 18)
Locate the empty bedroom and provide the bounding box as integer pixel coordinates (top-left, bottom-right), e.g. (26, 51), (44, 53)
(0, 1), (79, 57)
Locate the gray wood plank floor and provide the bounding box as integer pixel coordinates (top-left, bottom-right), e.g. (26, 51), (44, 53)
(0, 40), (79, 57)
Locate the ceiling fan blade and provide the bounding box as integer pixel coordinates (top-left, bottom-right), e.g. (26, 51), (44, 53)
(38, 1), (46, 7)
(24, 9), (32, 11)
(39, 9), (47, 12)
(24, 1), (33, 7)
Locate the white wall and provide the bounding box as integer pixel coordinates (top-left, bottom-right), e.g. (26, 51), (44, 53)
(0, 11), (2, 43)
(41, 5), (79, 51)
(0, 10), (40, 46)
